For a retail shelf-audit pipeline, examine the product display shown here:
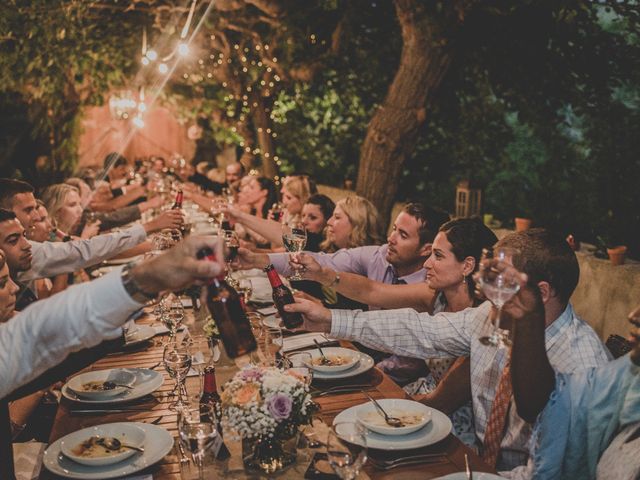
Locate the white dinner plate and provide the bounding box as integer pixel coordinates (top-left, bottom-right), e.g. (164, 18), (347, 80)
(43, 422), (173, 479)
(60, 423), (146, 466)
(356, 398), (432, 436)
(434, 474), (506, 480)
(67, 369), (137, 399)
(290, 350), (374, 380)
(333, 403), (452, 450)
(62, 369), (163, 404)
(123, 325), (156, 347)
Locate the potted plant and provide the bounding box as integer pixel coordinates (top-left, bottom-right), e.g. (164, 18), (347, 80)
(514, 216), (532, 232)
(593, 235), (627, 266)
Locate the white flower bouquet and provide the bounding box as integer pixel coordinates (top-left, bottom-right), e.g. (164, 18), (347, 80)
(221, 366), (317, 441)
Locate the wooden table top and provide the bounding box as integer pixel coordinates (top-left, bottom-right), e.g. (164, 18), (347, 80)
(40, 309), (494, 479)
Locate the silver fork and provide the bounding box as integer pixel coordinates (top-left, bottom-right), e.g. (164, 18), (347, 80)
(177, 439), (191, 467)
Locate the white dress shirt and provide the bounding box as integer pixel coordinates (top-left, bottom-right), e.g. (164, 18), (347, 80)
(331, 302), (611, 471)
(18, 224), (147, 282)
(0, 268), (142, 398)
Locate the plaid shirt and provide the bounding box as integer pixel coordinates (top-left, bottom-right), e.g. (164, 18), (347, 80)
(331, 302), (611, 471)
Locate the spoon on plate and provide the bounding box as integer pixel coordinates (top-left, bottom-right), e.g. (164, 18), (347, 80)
(102, 381), (134, 390)
(313, 339), (331, 365)
(96, 436), (145, 453)
(362, 391), (404, 428)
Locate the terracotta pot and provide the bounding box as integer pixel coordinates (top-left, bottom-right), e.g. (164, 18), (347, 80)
(607, 246), (627, 266)
(514, 217), (532, 232)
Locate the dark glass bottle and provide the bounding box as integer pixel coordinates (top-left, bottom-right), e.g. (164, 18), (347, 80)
(197, 248), (257, 358)
(264, 264), (303, 329)
(172, 190), (184, 209)
(200, 366), (231, 460)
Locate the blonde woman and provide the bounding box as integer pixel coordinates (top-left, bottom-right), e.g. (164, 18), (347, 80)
(41, 184), (100, 239)
(321, 195), (384, 252)
(279, 175), (316, 223)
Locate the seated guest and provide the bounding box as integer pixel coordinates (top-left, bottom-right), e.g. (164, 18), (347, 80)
(502, 278), (640, 479)
(225, 161), (246, 193)
(293, 217), (498, 444)
(41, 184), (100, 239)
(285, 228), (611, 472)
(237, 176), (278, 219)
(278, 174), (316, 224)
(102, 152), (130, 191)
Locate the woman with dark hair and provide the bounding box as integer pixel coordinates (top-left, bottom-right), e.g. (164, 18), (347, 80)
(237, 176), (277, 219)
(292, 216), (498, 444)
(301, 194), (335, 252)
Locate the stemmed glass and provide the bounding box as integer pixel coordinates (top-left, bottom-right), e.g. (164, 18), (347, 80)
(327, 422), (368, 480)
(163, 343), (192, 410)
(478, 247), (522, 348)
(178, 406), (220, 480)
(222, 230), (240, 287)
(287, 352), (313, 388)
(160, 294), (185, 342)
(282, 220), (307, 280)
(188, 335), (215, 397)
(236, 278), (253, 307)
(263, 326), (284, 368)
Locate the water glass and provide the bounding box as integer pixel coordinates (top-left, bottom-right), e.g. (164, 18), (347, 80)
(163, 343), (192, 410)
(178, 406), (220, 480)
(327, 422), (368, 480)
(263, 327), (283, 367)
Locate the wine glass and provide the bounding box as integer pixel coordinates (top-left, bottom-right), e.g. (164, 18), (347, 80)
(178, 406), (219, 479)
(222, 230), (240, 287)
(188, 335), (215, 397)
(160, 294), (185, 342)
(327, 422), (368, 480)
(237, 278), (253, 306)
(263, 326), (283, 368)
(478, 247), (521, 348)
(282, 221), (307, 280)
(163, 343), (192, 410)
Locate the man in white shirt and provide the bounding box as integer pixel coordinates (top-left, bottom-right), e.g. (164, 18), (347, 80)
(285, 228), (610, 472)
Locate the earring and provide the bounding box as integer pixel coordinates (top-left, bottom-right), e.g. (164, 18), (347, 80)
(462, 274), (467, 284)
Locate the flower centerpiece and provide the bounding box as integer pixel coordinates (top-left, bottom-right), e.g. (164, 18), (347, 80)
(221, 366), (318, 473)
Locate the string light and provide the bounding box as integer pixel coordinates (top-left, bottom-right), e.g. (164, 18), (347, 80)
(146, 49), (158, 61)
(158, 63), (169, 74)
(178, 43), (190, 57)
(132, 116), (145, 128)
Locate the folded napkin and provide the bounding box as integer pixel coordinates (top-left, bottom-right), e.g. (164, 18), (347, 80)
(278, 333), (335, 353)
(14, 441), (45, 480)
(256, 306), (277, 316)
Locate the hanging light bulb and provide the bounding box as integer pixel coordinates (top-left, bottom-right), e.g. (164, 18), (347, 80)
(158, 63), (169, 74)
(178, 43), (190, 57)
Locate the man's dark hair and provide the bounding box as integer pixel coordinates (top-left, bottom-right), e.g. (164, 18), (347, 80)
(103, 152), (128, 170)
(0, 179), (34, 209)
(402, 203), (450, 245)
(0, 208), (17, 223)
(497, 228), (579, 305)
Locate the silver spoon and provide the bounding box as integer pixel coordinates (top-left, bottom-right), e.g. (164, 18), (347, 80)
(96, 437), (145, 453)
(313, 339), (331, 365)
(102, 381), (134, 390)
(362, 391), (404, 428)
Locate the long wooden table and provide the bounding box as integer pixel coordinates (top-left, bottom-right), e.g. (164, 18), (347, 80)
(40, 309), (494, 479)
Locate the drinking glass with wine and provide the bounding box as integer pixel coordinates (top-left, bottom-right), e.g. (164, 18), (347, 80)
(478, 247), (522, 348)
(282, 220), (307, 280)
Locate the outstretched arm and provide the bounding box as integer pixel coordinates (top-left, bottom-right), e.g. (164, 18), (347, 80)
(226, 206), (286, 248)
(292, 253), (436, 312)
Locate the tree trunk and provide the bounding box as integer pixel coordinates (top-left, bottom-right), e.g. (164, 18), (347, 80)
(356, 0), (462, 226)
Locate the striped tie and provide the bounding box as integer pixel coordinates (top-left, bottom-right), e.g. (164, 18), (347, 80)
(482, 351), (512, 468)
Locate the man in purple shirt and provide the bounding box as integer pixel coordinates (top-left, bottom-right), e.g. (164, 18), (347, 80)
(237, 203), (449, 291)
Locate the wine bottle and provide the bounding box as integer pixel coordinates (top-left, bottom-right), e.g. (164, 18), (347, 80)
(264, 264), (303, 329)
(200, 366), (231, 460)
(172, 190), (183, 209)
(197, 248), (257, 358)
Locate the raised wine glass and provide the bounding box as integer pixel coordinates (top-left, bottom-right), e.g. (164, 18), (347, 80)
(282, 220), (307, 280)
(327, 422), (368, 480)
(163, 343), (192, 410)
(478, 247), (521, 348)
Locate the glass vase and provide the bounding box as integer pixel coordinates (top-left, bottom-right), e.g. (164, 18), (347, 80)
(242, 433), (298, 474)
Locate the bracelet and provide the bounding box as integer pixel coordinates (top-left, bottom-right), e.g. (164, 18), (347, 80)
(326, 271), (340, 288)
(121, 263), (158, 304)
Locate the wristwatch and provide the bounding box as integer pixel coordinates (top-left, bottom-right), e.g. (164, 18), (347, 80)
(121, 263), (157, 304)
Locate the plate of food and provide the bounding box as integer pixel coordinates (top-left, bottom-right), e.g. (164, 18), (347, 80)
(304, 347), (360, 373)
(289, 350), (374, 380)
(334, 403), (451, 450)
(356, 399), (432, 436)
(62, 368), (163, 404)
(66, 369), (136, 399)
(60, 423), (146, 467)
(43, 422), (173, 479)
